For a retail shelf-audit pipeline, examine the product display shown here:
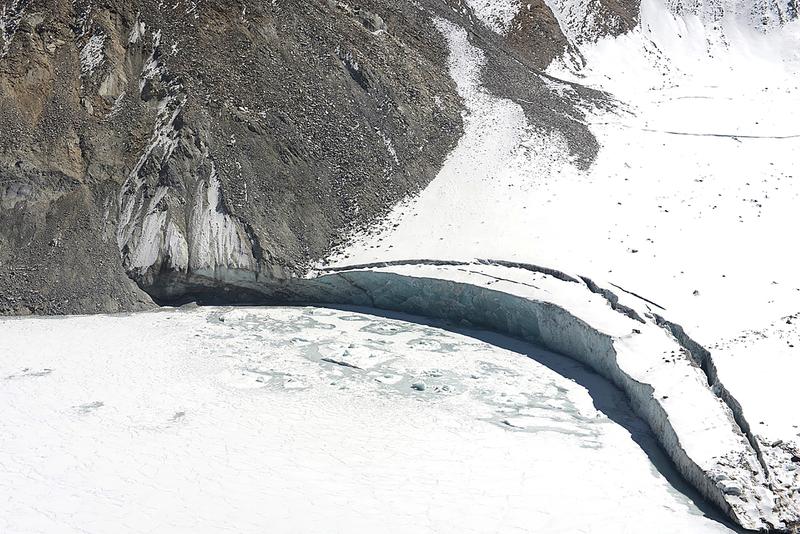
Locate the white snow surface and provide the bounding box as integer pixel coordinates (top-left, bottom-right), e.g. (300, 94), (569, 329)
(464, 0), (520, 34)
(328, 5), (800, 437)
(712, 311), (800, 445)
(80, 33), (107, 77)
(0, 307), (733, 533)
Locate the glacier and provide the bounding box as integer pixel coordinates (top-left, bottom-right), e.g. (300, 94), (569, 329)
(2, 0), (799, 531)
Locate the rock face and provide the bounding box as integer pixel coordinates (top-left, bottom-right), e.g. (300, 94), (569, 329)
(0, 0), (615, 314)
(0, 2), (401, 311)
(0, 0), (610, 314)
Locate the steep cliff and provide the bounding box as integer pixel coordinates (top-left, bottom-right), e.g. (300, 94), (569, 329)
(0, 0), (459, 313)
(0, 0), (605, 314)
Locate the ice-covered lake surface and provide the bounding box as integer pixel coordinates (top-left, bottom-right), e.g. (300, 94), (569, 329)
(0, 306), (735, 533)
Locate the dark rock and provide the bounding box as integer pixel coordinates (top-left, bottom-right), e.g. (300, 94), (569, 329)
(0, 0), (605, 314)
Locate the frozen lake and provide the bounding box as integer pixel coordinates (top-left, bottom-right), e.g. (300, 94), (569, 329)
(0, 306), (735, 533)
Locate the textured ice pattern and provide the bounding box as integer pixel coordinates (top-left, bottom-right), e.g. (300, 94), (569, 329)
(0, 307), (733, 533)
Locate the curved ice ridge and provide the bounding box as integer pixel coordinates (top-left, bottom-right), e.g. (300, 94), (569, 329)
(296, 261), (799, 532)
(142, 257), (799, 528)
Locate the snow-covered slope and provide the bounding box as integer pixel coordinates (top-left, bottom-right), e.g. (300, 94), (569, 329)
(711, 311), (800, 460)
(465, 0), (521, 34)
(0, 307), (733, 533)
(324, 3), (800, 530)
(330, 4), (800, 343)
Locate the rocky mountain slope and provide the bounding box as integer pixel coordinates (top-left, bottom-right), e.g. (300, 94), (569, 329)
(0, 0), (622, 314)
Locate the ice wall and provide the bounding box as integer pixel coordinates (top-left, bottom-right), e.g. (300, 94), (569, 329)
(291, 263), (800, 532)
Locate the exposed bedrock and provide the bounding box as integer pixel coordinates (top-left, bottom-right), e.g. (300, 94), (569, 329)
(0, 0), (617, 315)
(0, 0), (479, 314)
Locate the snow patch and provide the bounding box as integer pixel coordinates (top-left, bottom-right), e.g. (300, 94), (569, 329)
(116, 89), (185, 258)
(0, 0), (29, 57)
(165, 221), (189, 271)
(105, 91), (126, 120)
(128, 19), (146, 45)
(377, 130), (400, 165)
(117, 28), (190, 278)
(80, 32), (106, 77)
(465, 0), (520, 34)
(327, 18), (571, 267)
